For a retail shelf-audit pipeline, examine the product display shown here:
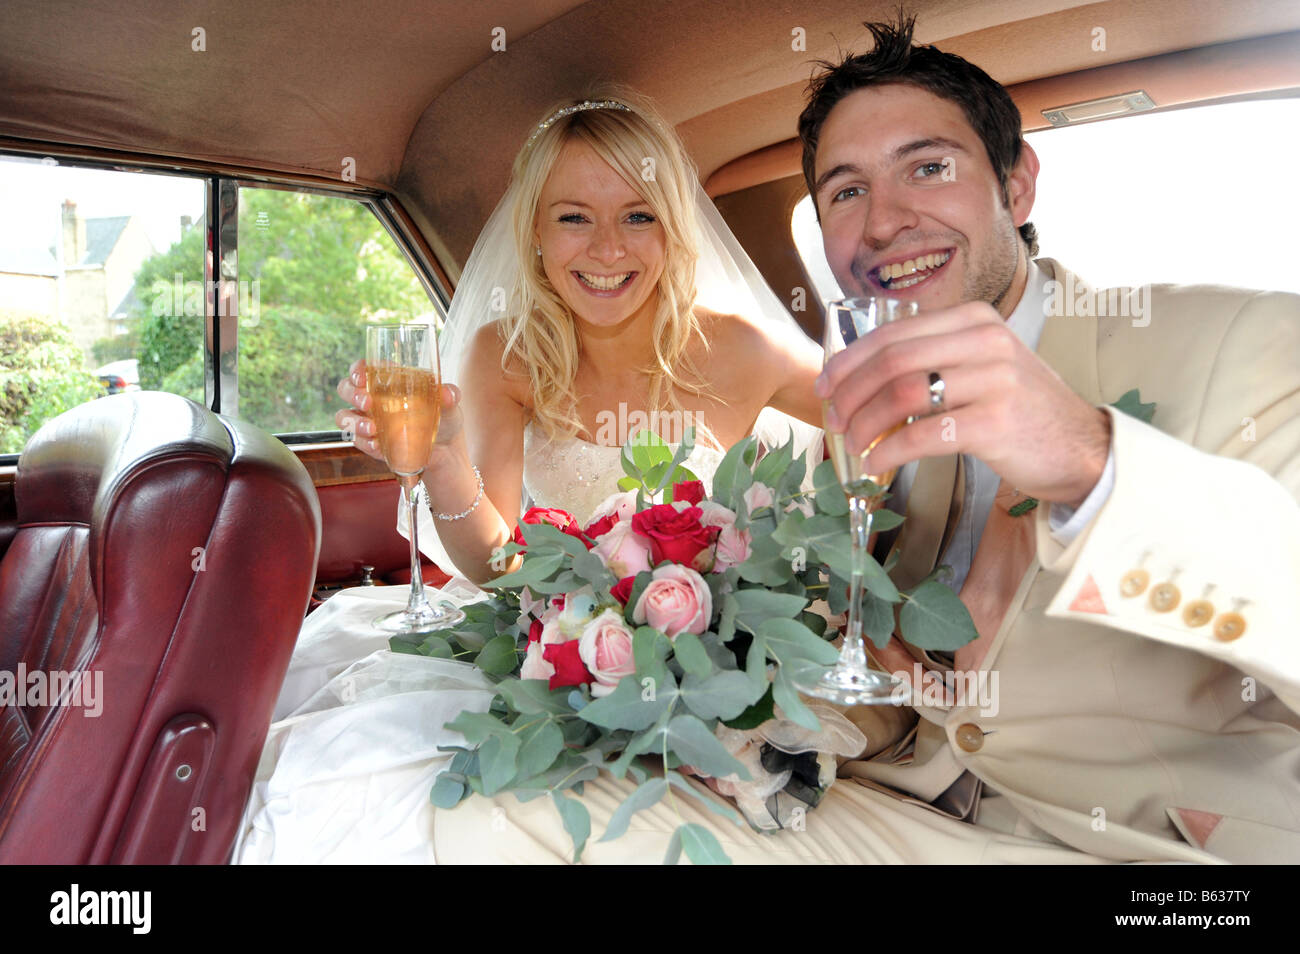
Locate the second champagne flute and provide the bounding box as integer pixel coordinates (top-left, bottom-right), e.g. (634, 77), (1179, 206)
(796, 296), (918, 705)
(366, 322), (465, 634)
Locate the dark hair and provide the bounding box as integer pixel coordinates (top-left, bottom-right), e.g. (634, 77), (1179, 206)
(797, 13), (1038, 256)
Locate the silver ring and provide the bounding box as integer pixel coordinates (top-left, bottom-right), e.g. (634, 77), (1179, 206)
(927, 371), (946, 410)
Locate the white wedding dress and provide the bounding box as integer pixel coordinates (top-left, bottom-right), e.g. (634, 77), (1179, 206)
(233, 427), (725, 864)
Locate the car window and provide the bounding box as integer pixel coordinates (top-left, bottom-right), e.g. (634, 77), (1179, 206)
(0, 157), (204, 455)
(791, 96), (1300, 303)
(232, 186), (437, 436)
(0, 156), (445, 460)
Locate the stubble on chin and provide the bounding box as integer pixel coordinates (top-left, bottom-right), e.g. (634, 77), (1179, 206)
(968, 221), (1021, 313)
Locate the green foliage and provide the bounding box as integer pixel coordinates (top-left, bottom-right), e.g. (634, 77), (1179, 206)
(130, 189), (432, 432)
(0, 311), (103, 454)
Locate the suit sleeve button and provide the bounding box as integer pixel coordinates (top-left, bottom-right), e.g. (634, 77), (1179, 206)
(1148, 582), (1181, 612)
(954, 722), (984, 753)
(1213, 612), (1246, 642)
(1119, 568), (1150, 597)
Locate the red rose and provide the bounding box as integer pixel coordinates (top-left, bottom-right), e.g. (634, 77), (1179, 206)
(583, 513), (619, 544)
(672, 480), (705, 505)
(528, 619), (544, 643)
(512, 506), (585, 548)
(543, 639), (593, 690)
(609, 575), (636, 606)
(632, 504), (719, 570)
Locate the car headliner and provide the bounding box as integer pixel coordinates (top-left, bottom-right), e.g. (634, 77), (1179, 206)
(2, 0), (1298, 277)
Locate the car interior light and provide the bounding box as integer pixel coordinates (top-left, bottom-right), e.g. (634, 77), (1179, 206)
(1042, 90), (1156, 126)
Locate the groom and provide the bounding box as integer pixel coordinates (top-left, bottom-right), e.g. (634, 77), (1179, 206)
(807, 16), (1300, 862)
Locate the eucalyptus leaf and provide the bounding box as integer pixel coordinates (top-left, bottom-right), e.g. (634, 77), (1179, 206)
(579, 668), (676, 730)
(571, 549), (617, 590)
(664, 714), (750, 780)
(672, 631), (712, 680)
(679, 669), (760, 721)
(771, 663), (822, 731)
(812, 459), (849, 516)
(736, 534), (792, 586)
(753, 440), (793, 489)
(731, 589), (807, 634)
(711, 436), (757, 509)
(755, 617), (841, 666)
(487, 552), (564, 589)
(474, 633), (520, 675)
(516, 719), (565, 778)
(445, 711), (513, 745)
(478, 731), (521, 795)
(430, 772), (466, 808)
(633, 625), (673, 686)
(868, 508), (904, 533)
(599, 777), (668, 842)
(665, 772), (744, 827)
(723, 682), (776, 729)
(496, 678), (572, 715)
(679, 823), (732, 865)
(899, 579), (980, 651)
(551, 790), (591, 863)
(663, 827), (683, 865)
(861, 590), (898, 650)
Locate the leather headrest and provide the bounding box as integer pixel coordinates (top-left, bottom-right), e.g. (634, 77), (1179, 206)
(16, 392), (233, 527)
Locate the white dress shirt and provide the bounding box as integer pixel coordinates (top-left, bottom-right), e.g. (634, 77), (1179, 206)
(882, 259), (1117, 592)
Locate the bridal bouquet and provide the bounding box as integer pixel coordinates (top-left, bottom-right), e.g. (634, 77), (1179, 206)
(391, 429), (977, 864)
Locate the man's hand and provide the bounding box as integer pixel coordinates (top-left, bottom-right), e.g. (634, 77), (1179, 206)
(816, 301), (1110, 507)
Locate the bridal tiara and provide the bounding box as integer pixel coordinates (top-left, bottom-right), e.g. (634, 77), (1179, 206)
(524, 99), (633, 148)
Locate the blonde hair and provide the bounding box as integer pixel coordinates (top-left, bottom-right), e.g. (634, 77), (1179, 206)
(498, 90), (717, 447)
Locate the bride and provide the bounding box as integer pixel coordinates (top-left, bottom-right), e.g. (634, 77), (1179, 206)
(234, 93), (829, 863)
(336, 92), (822, 583)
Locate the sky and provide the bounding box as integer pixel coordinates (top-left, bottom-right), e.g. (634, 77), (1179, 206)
(792, 97), (1300, 303)
(0, 156), (205, 262)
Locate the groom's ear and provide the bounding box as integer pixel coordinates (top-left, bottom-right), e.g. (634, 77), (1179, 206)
(1006, 140), (1039, 227)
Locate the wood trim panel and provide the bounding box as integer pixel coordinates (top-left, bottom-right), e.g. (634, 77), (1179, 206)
(290, 443), (395, 487)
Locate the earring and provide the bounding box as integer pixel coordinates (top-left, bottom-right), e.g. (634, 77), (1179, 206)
(535, 246), (542, 257)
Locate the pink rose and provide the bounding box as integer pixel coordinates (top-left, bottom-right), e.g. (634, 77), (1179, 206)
(520, 640), (554, 681)
(587, 490), (638, 525)
(592, 520), (653, 578)
(578, 609), (636, 697)
(632, 564), (712, 639)
(743, 482), (776, 516)
(698, 501), (751, 571)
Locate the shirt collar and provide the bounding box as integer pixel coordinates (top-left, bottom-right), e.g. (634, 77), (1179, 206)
(1005, 258), (1048, 352)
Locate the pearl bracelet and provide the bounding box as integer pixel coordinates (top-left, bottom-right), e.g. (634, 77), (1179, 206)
(432, 465), (484, 521)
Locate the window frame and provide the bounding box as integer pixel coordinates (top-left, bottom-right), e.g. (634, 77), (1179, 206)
(0, 141), (452, 463)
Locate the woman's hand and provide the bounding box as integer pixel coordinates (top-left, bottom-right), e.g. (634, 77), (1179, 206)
(334, 358), (466, 470)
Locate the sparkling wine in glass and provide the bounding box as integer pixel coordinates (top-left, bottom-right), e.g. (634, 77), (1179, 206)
(366, 323), (465, 634)
(797, 296), (918, 705)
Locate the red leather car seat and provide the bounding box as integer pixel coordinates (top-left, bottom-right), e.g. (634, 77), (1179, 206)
(0, 392), (320, 863)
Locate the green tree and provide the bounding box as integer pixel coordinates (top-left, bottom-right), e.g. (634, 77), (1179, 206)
(130, 189), (433, 432)
(0, 311), (103, 454)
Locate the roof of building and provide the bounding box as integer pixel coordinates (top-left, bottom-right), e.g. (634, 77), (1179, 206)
(80, 215), (130, 266)
(0, 245), (58, 276)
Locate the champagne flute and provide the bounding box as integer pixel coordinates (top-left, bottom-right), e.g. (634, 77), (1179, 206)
(365, 323), (465, 634)
(796, 296), (918, 705)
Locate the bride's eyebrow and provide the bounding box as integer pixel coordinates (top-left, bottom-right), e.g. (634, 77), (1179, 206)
(548, 200), (653, 210)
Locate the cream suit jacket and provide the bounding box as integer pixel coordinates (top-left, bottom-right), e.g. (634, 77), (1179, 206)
(844, 257), (1300, 864)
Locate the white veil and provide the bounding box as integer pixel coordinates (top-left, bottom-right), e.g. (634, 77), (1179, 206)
(400, 180), (824, 581)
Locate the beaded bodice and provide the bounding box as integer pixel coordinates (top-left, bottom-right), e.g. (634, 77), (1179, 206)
(522, 421), (724, 524)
